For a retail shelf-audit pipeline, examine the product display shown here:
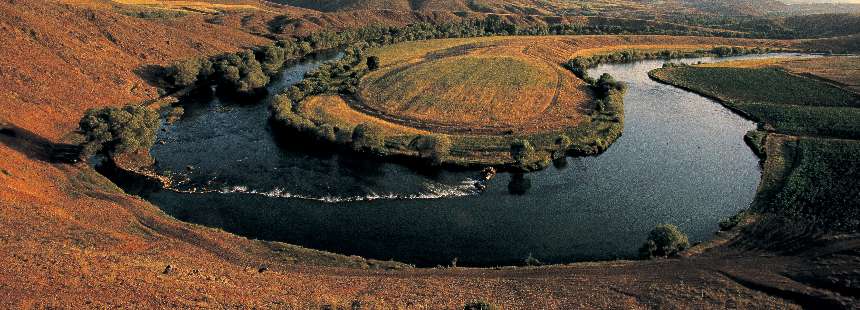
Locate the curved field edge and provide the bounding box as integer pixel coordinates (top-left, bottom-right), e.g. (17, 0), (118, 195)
(648, 62), (860, 140)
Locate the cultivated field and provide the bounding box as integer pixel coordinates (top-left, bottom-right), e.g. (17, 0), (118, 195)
(649, 59), (860, 139)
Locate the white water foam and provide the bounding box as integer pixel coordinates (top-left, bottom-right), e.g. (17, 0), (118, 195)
(167, 178), (480, 203)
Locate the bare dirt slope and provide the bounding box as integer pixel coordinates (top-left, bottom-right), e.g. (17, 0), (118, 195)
(1, 1), (858, 308)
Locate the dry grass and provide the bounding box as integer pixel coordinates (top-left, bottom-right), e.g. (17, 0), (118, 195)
(298, 95), (429, 135)
(689, 55), (860, 94)
(110, 0), (263, 13)
(361, 54), (562, 128)
(695, 57), (799, 68)
(779, 56), (860, 94)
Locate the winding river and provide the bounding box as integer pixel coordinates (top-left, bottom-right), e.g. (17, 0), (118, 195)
(103, 52), (809, 267)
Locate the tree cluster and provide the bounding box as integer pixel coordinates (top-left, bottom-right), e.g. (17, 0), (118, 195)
(79, 105), (159, 158)
(410, 134), (453, 165)
(639, 224), (689, 258)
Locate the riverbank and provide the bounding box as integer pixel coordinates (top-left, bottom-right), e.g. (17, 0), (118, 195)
(648, 57), (860, 237)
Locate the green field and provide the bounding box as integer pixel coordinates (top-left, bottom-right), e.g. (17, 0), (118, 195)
(650, 65), (860, 139)
(763, 137), (860, 231)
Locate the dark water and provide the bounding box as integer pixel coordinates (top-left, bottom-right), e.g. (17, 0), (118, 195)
(108, 53), (809, 267)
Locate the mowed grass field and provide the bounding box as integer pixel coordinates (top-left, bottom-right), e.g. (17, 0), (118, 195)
(361, 54), (562, 129)
(649, 60), (860, 139)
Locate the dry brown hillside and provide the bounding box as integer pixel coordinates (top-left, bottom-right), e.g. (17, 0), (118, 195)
(1, 1), (859, 308)
(0, 0), (269, 140)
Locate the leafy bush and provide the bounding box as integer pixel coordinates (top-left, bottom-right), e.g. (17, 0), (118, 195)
(639, 224), (689, 258)
(411, 134), (452, 165)
(211, 50), (270, 95)
(553, 134), (572, 158)
(523, 253), (542, 266)
(351, 123), (385, 154)
(719, 210), (752, 231)
(463, 300), (497, 310)
(255, 45), (287, 76)
(167, 59), (202, 88)
(367, 56), (380, 71)
(79, 105), (159, 158)
(510, 139), (536, 165)
(595, 73), (627, 96)
(316, 124), (337, 143)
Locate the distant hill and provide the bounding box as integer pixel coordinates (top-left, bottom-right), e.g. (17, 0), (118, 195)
(680, 0), (789, 15)
(272, 0), (800, 16)
(271, 0), (553, 14)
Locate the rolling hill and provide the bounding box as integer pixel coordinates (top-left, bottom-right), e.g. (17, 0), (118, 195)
(1, 0), (860, 308)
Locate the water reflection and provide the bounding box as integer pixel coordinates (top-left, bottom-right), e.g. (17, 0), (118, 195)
(508, 173), (532, 195)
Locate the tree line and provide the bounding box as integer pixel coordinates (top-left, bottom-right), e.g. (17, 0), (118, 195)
(162, 14), (790, 97)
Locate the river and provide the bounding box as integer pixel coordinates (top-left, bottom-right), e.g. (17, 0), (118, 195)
(101, 52), (810, 266)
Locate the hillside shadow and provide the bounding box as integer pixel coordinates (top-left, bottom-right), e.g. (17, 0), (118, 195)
(0, 124), (54, 162)
(134, 64), (169, 89)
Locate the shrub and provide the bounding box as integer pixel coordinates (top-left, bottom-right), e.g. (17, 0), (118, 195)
(165, 106), (184, 124)
(212, 50), (270, 95)
(411, 134), (452, 165)
(463, 300), (497, 310)
(271, 95), (294, 120)
(79, 105), (159, 158)
(316, 124), (337, 143)
(639, 224), (690, 258)
(524, 253), (542, 266)
(367, 56), (380, 71)
(719, 210), (751, 231)
(510, 139), (536, 165)
(168, 58), (202, 88)
(256, 44), (287, 76)
(595, 73), (626, 96)
(351, 123), (385, 154)
(554, 134), (572, 157)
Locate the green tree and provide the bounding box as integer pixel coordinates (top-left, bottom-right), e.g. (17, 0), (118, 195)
(256, 45), (286, 76)
(79, 105), (159, 158)
(554, 134), (572, 158)
(351, 123), (385, 154)
(639, 224), (690, 258)
(510, 139), (536, 165)
(316, 123), (337, 143)
(169, 58), (201, 88)
(367, 56), (380, 71)
(411, 134), (452, 165)
(212, 50), (270, 95)
(463, 300), (497, 310)
(271, 94), (294, 120)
